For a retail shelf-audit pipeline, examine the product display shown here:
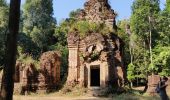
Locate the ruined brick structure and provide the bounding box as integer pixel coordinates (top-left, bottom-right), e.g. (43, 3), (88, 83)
(67, 0), (126, 89)
(13, 51), (61, 94)
(39, 51), (61, 91)
(147, 75), (170, 95)
(147, 75), (160, 95)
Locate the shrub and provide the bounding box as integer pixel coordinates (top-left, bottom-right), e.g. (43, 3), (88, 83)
(69, 20), (115, 38)
(17, 46), (40, 69)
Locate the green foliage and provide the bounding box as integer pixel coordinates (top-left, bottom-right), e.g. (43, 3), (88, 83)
(17, 46), (39, 68)
(156, 10), (170, 46)
(0, 0), (8, 65)
(0, 0), (7, 7)
(51, 18), (74, 78)
(152, 46), (170, 76)
(166, 0), (170, 12)
(90, 52), (100, 61)
(0, 7), (8, 27)
(23, 0), (56, 53)
(17, 32), (40, 59)
(69, 9), (81, 18)
(129, 0), (161, 79)
(70, 21), (91, 37)
(117, 20), (131, 65)
(149, 0), (170, 76)
(49, 44), (68, 78)
(117, 19), (149, 81)
(54, 26), (67, 46)
(70, 21), (114, 38)
(127, 63), (136, 82)
(131, 0), (160, 46)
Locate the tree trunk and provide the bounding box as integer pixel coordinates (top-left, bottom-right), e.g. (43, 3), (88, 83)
(0, 0), (21, 100)
(143, 83), (148, 93)
(129, 81), (133, 89)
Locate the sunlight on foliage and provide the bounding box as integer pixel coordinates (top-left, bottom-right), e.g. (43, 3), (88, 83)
(17, 46), (40, 69)
(69, 21), (114, 38)
(127, 63), (136, 81)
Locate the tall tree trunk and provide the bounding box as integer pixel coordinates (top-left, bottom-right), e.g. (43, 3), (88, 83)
(0, 0), (21, 100)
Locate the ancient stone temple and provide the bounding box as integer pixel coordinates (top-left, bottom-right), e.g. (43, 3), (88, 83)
(67, 0), (126, 89)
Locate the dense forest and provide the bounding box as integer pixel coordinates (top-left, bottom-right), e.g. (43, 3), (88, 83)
(118, 0), (170, 86)
(0, 0), (170, 99)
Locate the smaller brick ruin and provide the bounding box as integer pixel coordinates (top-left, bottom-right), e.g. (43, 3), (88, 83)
(39, 51), (61, 91)
(147, 75), (160, 95)
(13, 51), (61, 94)
(147, 75), (170, 95)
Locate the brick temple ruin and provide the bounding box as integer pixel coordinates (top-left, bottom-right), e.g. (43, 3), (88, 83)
(13, 51), (61, 94)
(67, 0), (126, 89)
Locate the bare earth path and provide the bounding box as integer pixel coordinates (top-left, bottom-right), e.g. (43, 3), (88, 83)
(13, 95), (111, 100)
(13, 86), (170, 100)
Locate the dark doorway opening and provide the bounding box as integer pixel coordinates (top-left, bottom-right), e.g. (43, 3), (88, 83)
(90, 66), (100, 86)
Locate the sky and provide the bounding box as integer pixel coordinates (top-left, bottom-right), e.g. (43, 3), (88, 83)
(53, 0), (166, 22)
(7, 0), (166, 23)
(54, 0), (134, 22)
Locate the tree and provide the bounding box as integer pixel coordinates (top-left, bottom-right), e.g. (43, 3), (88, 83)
(117, 20), (131, 68)
(151, 0), (170, 76)
(166, 0), (170, 12)
(50, 21), (69, 78)
(156, 11), (170, 46)
(152, 46), (170, 76)
(0, 0), (8, 66)
(0, 0), (21, 99)
(49, 10), (78, 79)
(131, 0), (160, 48)
(23, 0), (56, 54)
(127, 63), (135, 87)
(130, 0), (160, 77)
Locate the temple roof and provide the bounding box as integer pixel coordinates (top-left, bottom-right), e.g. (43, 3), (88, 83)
(78, 0), (116, 27)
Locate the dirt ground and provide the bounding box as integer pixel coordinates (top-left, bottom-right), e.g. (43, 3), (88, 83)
(13, 96), (111, 100)
(13, 86), (170, 100)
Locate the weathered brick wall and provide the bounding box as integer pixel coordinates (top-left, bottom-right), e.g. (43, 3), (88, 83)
(40, 51), (61, 88)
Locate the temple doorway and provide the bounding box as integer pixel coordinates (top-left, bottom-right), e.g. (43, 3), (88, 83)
(90, 65), (100, 86)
